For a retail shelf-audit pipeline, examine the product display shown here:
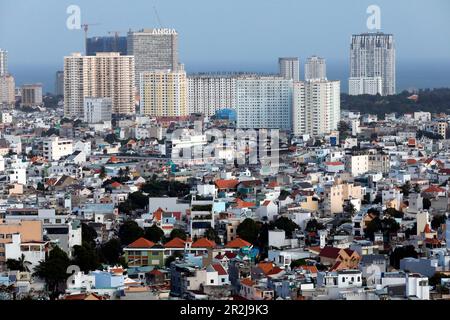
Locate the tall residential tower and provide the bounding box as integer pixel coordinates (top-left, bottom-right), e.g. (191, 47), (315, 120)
(64, 52), (135, 117)
(349, 32), (396, 96)
(127, 28), (179, 91)
(0, 50), (7, 76)
(305, 56), (327, 81)
(279, 57), (300, 81)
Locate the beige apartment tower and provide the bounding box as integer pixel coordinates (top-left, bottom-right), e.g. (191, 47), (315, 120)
(64, 52), (135, 117)
(0, 75), (15, 105)
(140, 70), (187, 117)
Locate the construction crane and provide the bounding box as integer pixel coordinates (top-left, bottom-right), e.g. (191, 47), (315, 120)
(153, 6), (163, 28)
(81, 23), (101, 55)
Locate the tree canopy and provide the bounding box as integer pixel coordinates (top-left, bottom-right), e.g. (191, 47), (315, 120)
(237, 218), (260, 245)
(118, 220), (144, 246)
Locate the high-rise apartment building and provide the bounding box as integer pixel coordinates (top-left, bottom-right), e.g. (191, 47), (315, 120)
(84, 97), (112, 124)
(140, 70), (187, 117)
(0, 50), (7, 76)
(21, 84), (43, 106)
(292, 80), (341, 136)
(349, 32), (396, 96)
(187, 73), (237, 116)
(0, 75), (15, 105)
(236, 76), (293, 130)
(87, 36), (128, 56)
(55, 71), (64, 96)
(64, 52), (135, 117)
(127, 28), (179, 90)
(279, 57), (300, 81)
(305, 56), (327, 81)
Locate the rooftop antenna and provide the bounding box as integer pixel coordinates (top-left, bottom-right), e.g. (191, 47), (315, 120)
(153, 6), (163, 28)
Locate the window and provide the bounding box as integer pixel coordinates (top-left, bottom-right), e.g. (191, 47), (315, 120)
(210, 279), (214, 284)
(222, 278), (225, 283)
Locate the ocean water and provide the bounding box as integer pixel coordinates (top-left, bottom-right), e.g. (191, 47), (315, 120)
(10, 61), (450, 94)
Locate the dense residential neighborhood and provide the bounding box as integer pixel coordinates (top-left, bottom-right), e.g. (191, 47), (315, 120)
(1, 0), (449, 304)
(0, 106), (449, 301)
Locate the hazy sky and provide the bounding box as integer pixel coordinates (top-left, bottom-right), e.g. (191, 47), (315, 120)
(1, 0), (450, 90)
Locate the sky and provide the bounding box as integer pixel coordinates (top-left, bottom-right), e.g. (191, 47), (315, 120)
(1, 0), (450, 92)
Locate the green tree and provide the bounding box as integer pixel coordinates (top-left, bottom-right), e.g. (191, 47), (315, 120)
(431, 215), (447, 231)
(165, 251), (184, 268)
(6, 254), (31, 272)
(305, 219), (325, 233)
(204, 227), (221, 244)
(105, 133), (117, 145)
(118, 221), (144, 246)
(273, 217), (299, 238)
(100, 238), (123, 265)
(384, 207), (404, 219)
(118, 192), (149, 215)
(290, 259), (307, 269)
(344, 202), (357, 217)
(401, 181), (411, 197)
(423, 198), (432, 210)
(170, 229), (187, 241)
(390, 245), (418, 269)
(99, 166), (107, 179)
(237, 218), (260, 244)
(71, 242), (101, 273)
(33, 246), (71, 300)
(144, 225), (165, 243)
(81, 223), (98, 247)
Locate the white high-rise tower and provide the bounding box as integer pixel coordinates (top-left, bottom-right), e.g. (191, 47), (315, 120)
(349, 32), (396, 96)
(0, 50), (7, 76)
(305, 56), (327, 81)
(279, 57), (300, 81)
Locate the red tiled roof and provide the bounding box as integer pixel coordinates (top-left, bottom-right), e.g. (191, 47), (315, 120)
(267, 266), (283, 276)
(127, 237), (155, 248)
(225, 252), (237, 259)
(149, 269), (164, 276)
(153, 208), (165, 220)
(164, 237), (186, 248)
(111, 181), (122, 188)
(325, 162), (344, 166)
(267, 181), (279, 188)
(258, 262), (275, 275)
(330, 261), (342, 271)
(215, 179), (239, 189)
(424, 238), (441, 245)
(191, 237), (216, 248)
(240, 278), (255, 287)
(297, 265), (319, 274)
(225, 238), (251, 249)
(423, 185), (445, 193)
(211, 263), (228, 276)
(234, 198), (256, 209)
(319, 247), (341, 259)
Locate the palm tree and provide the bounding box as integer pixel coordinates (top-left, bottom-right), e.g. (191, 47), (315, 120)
(18, 254), (32, 272)
(7, 254), (32, 272)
